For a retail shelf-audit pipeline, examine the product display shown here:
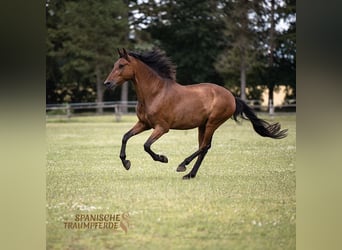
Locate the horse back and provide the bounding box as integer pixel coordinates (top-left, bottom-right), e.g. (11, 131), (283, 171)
(188, 82), (235, 117)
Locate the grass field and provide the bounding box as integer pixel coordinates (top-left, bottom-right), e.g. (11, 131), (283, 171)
(46, 113), (296, 250)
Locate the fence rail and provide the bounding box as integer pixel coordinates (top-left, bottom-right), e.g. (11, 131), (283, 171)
(245, 99), (296, 113)
(46, 100), (295, 121)
(46, 101), (138, 121)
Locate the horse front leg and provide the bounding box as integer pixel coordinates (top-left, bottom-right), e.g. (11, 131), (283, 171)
(120, 121), (148, 170)
(144, 125), (169, 163)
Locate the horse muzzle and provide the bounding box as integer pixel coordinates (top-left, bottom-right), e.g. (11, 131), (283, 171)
(104, 81), (117, 89)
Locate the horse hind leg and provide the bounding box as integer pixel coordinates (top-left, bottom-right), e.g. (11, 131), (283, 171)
(178, 125), (214, 179)
(182, 144), (211, 179)
(177, 125), (206, 172)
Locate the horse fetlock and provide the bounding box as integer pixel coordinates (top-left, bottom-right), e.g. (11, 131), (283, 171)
(120, 154), (127, 164)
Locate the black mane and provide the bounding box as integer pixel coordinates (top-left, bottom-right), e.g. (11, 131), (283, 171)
(128, 49), (176, 81)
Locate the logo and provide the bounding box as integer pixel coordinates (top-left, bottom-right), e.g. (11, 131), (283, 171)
(64, 212), (130, 233)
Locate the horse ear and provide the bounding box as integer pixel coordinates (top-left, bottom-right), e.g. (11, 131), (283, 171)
(122, 48), (130, 62)
(117, 48), (123, 57)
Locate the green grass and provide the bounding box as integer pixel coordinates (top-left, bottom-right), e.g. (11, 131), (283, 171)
(46, 114), (296, 250)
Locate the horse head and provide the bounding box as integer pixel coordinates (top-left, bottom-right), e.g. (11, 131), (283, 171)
(104, 48), (134, 89)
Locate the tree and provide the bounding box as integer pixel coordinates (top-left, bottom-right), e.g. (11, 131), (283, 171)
(130, 0), (225, 85)
(253, 0), (296, 108)
(214, 0), (261, 100)
(274, 0), (296, 100)
(46, 0), (129, 111)
(214, 0), (295, 104)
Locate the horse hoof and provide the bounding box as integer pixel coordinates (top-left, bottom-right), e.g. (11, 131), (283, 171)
(176, 165), (186, 172)
(159, 155), (168, 163)
(182, 174), (194, 180)
(123, 160), (131, 170)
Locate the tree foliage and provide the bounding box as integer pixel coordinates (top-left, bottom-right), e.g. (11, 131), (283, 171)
(130, 0), (295, 101)
(214, 0), (296, 102)
(214, 0), (262, 100)
(130, 0), (226, 84)
(46, 0), (129, 104)
(46, 0), (296, 104)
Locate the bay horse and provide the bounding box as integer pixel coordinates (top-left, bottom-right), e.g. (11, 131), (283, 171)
(104, 48), (287, 179)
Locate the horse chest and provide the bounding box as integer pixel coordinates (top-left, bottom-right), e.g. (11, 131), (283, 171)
(136, 102), (160, 128)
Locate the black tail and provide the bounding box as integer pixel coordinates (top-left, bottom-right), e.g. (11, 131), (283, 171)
(233, 97), (288, 139)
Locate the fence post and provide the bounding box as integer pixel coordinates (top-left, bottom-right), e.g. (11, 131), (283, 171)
(114, 104), (122, 122)
(66, 103), (71, 118)
(269, 99), (274, 116)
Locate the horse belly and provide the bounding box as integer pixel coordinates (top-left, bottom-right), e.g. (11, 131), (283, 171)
(171, 116), (206, 130)
(169, 100), (209, 129)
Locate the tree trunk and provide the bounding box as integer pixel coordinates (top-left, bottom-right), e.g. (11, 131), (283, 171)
(268, 0), (276, 111)
(269, 83), (274, 101)
(121, 81), (128, 113)
(240, 0), (248, 101)
(95, 65), (103, 114)
(240, 61), (246, 101)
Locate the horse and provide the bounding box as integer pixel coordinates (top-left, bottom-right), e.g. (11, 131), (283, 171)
(104, 48), (287, 179)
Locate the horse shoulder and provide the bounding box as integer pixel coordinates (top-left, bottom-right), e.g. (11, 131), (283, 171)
(136, 103), (150, 125)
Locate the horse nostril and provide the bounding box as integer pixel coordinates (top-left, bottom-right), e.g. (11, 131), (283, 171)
(104, 81), (117, 89)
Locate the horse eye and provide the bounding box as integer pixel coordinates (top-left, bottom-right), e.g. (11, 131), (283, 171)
(119, 64), (125, 69)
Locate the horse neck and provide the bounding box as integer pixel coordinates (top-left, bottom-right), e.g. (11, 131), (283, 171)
(132, 60), (166, 104)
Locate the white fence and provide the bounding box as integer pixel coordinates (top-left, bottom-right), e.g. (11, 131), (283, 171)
(46, 101), (138, 121)
(245, 99), (296, 113)
(46, 99), (295, 121)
